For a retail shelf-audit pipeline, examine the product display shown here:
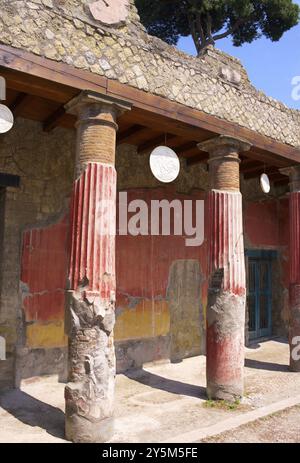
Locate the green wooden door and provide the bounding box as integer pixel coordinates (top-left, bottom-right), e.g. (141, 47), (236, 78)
(247, 251), (273, 340)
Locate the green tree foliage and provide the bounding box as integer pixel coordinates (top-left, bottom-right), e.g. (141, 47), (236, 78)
(135, 0), (300, 55)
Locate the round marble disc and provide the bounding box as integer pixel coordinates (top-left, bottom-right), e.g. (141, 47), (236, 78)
(260, 173), (271, 194)
(0, 104), (14, 134)
(150, 146), (180, 183)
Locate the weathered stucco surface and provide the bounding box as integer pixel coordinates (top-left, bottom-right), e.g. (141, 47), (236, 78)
(167, 260), (204, 362)
(0, 118), (74, 388)
(0, 0), (299, 148)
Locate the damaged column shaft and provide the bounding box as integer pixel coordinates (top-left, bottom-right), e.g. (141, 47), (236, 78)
(281, 166), (300, 372)
(64, 91), (131, 443)
(198, 135), (251, 402)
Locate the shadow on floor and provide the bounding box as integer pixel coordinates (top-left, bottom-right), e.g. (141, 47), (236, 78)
(245, 358), (289, 372)
(0, 389), (65, 439)
(247, 337), (288, 350)
(126, 369), (206, 399)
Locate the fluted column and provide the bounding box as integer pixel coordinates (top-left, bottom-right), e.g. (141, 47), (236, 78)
(281, 166), (300, 371)
(198, 135), (251, 401)
(64, 91), (131, 443)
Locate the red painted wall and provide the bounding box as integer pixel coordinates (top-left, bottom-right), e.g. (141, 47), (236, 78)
(244, 198), (289, 283)
(244, 197), (290, 333)
(21, 215), (69, 347)
(19, 191), (290, 350)
(116, 188), (208, 299)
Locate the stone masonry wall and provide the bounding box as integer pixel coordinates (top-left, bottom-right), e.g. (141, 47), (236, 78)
(0, 0), (299, 148)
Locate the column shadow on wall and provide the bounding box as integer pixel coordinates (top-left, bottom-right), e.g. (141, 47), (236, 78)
(125, 369), (206, 399)
(0, 389), (65, 439)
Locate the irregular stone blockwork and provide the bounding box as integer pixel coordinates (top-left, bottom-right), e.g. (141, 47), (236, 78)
(0, 118), (74, 387)
(0, 0), (299, 147)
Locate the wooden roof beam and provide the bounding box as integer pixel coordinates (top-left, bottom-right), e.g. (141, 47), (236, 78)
(117, 124), (145, 144)
(242, 149), (291, 168)
(137, 133), (179, 153)
(244, 166), (278, 180)
(43, 105), (66, 132)
(176, 141), (197, 154)
(241, 161), (263, 173)
(9, 92), (29, 117)
(273, 177), (289, 186)
(186, 152), (208, 166)
(268, 172), (287, 180)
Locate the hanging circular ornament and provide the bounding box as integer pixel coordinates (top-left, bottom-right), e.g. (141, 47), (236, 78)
(149, 146), (180, 183)
(0, 104), (14, 134)
(260, 173), (270, 194)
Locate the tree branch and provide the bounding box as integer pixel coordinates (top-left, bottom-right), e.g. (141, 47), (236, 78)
(212, 18), (245, 41)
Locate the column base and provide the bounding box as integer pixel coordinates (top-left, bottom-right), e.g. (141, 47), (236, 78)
(289, 284), (300, 372)
(289, 360), (300, 373)
(65, 414), (114, 443)
(206, 290), (245, 403)
(207, 382), (243, 402)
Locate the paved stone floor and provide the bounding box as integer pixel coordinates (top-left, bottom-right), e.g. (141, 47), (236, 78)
(1, 339), (300, 443)
(201, 405), (300, 443)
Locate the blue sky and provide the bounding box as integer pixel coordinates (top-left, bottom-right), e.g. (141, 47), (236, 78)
(177, 0), (300, 110)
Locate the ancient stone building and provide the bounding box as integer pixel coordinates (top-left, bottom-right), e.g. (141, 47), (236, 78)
(0, 0), (299, 442)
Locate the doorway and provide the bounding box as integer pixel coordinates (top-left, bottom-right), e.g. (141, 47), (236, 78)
(246, 250), (276, 341)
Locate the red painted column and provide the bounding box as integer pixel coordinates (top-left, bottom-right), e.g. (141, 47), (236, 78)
(64, 92), (131, 443)
(282, 167), (300, 371)
(198, 136), (251, 401)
